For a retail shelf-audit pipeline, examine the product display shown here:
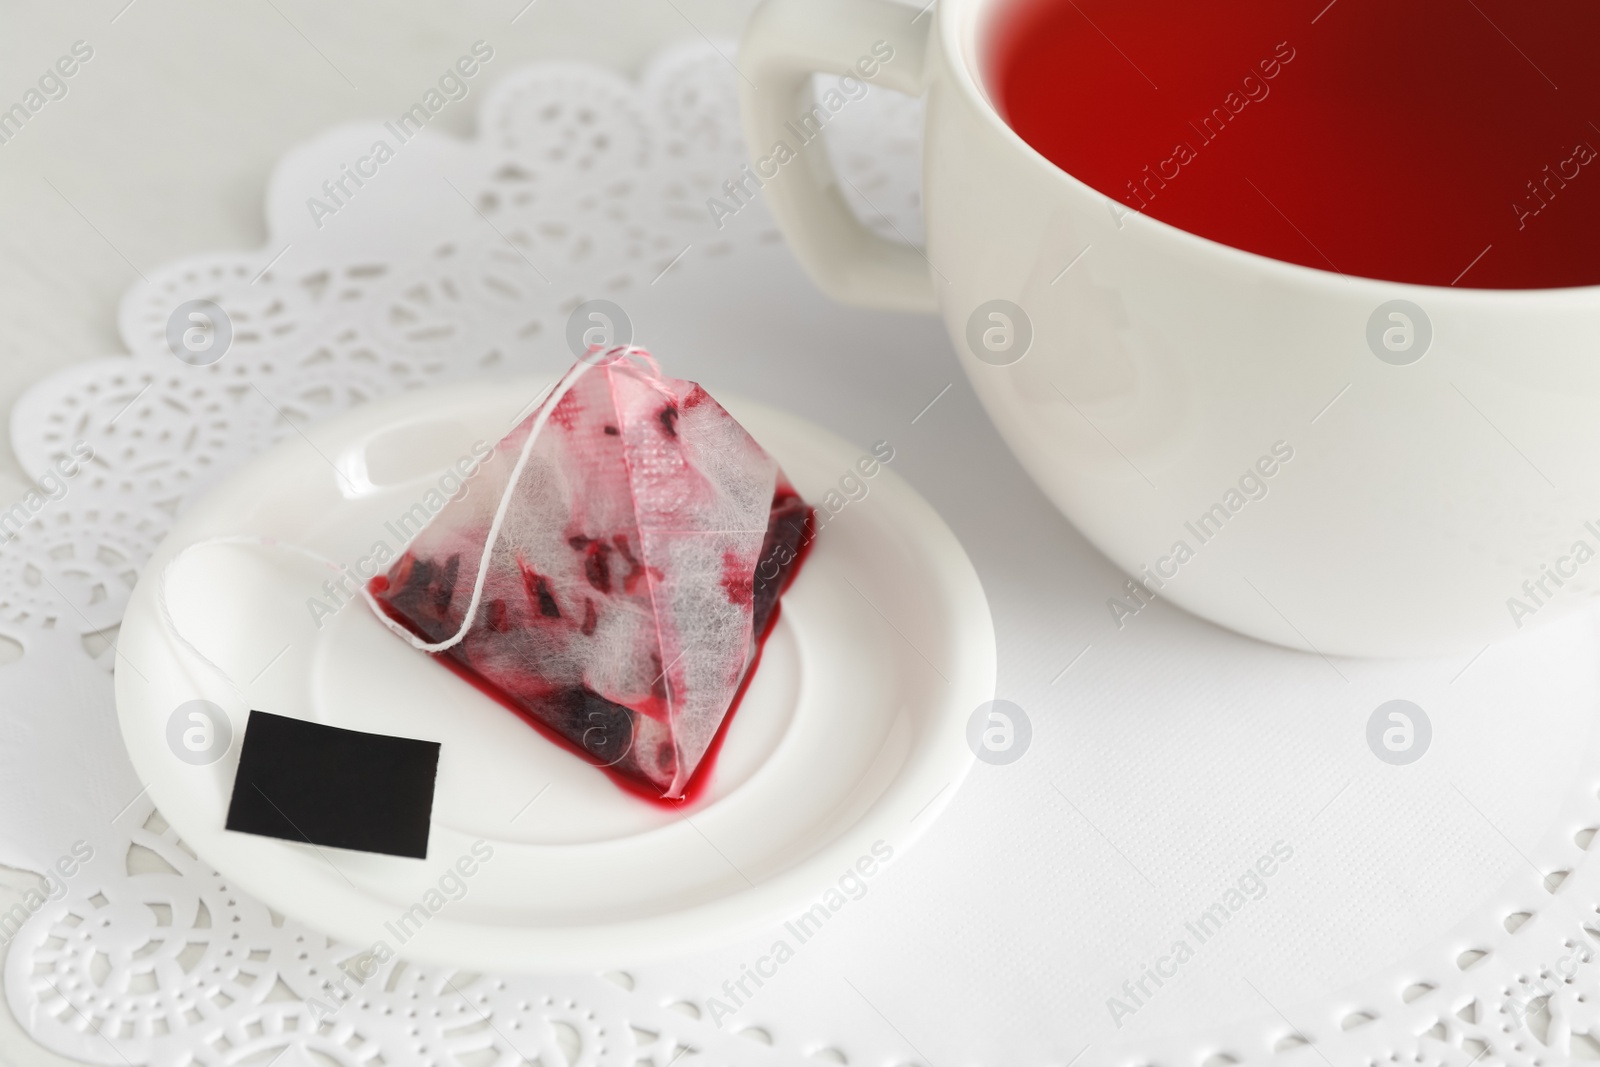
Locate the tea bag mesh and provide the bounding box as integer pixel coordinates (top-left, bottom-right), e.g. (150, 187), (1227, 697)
(368, 349), (787, 797)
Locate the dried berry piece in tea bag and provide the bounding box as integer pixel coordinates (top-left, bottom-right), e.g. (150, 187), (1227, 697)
(368, 349), (812, 800)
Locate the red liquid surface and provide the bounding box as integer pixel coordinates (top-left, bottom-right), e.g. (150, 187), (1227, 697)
(990, 0), (1600, 288)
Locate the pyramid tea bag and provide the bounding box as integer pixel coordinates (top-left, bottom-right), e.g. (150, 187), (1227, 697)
(367, 348), (812, 800)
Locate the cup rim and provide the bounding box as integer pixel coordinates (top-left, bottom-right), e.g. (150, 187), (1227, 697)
(934, 0), (1600, 303)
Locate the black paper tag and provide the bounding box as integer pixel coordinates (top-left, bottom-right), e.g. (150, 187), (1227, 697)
(225, 710), (440, 859)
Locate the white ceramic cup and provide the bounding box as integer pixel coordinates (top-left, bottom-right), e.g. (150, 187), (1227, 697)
(740, 0), (1600, 659)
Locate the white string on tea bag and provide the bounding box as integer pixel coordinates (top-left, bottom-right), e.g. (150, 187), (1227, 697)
(155, 346), (663, 691)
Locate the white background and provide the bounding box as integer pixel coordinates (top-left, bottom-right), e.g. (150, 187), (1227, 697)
(0, 0), (759, 490)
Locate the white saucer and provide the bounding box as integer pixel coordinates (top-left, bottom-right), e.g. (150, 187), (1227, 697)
(114, 376), (995, 969)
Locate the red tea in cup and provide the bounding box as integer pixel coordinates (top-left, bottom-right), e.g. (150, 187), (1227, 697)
(989, 0), (1600, 288)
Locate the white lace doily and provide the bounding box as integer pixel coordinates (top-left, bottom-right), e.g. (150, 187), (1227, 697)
(7, 39), (1600, 1067)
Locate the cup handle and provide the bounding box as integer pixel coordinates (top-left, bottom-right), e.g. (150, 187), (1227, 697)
(739, 0), (937, 313)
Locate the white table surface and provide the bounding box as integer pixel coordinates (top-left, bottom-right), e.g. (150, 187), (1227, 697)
(0, 4), (755, 1063)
